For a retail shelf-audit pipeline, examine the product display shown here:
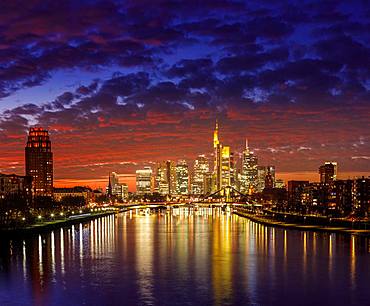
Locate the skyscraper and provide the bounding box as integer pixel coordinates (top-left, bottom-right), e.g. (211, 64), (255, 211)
(256, 166), (267, 192)
(266, 165), (276, 187)
(107, 172), (128, 200)
(25, 127), (53, 197)
(265, 167), (274, 189)
(155, 161), (168, 195)
(175, 159), (189, 195)
(212, 121), (233, 191)
(155, 160), (176, 195)
(325, 161), (338, 180)
(241, 139), (258, 193)
(136, 167), (153, 195)
(213, 121), (222, 191)
(221, 145), (231, 187)
(319, 163), (335, 184)
(191, 154), (209, 195)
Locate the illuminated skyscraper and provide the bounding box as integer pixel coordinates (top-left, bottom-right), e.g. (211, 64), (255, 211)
(256, 166), (266, 193)
(267, 165), (275, 186)
(175, 159), (189, 195)
(136, 167), (153, 195)
(257, 165), (276, 192)
(111, 172), (119, 187)
(25, 127), (53, 197)
(213, 121), (222, 191)
(212, 121), (234, 191)
(241, 139), (258, 193)
(155, 162), (168, 194)
(221, 145), (231, 187)
(107, 172), (128, 200)
(191, 154), (209, 195)
(155, 160), (176, 195)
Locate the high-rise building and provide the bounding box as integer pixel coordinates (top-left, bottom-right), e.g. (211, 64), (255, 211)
(191, 155), (210, 195)
(325, 161), (338, 180)
(25, 127), (53, 197)
(111, 172), (119, 187)
(353, 177), (369, 216)
(265, 168), (274, 189)
(256, 166), (267, 193)
(113, 183), (128, 200)
(203, 172), (213, 195)
(221, 145), (231, 187)
(266, 165), (276, 186)
(319, 163), (335, 184)
(155, 162), (168, 195)
(212, 121), (234, 191)
(155, 160), (176, 195)
(213, 121), (222, 191)
(136, 167), (152, 195)
(241, 139), (258, 193)
(275, 179), (285, 189)
(166, 160), (176, 195)
(175, 160), (189, 195)
(229, 152), (238, 189)
(106, 172), (129, 200)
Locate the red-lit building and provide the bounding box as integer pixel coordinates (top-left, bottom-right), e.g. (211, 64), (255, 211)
(25, 127), (53, 197)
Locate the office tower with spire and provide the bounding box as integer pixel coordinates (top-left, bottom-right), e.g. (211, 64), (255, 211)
(213, 120), (222, 191)
(212, 121), (233, 191)
(241, 139), (258, 193)
(175, 159), (189, 195)
(25, 127), (53, 197)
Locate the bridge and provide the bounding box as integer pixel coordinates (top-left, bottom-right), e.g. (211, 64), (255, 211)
(111, 186), (260, 211)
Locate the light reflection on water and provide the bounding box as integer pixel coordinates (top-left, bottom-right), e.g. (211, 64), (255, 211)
(0, 208), (370, 306)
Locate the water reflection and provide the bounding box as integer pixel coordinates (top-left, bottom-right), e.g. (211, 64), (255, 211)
(0, 208), (369, 305)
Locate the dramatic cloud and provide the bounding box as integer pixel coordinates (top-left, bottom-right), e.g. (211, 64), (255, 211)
(0, 0), (369, 189)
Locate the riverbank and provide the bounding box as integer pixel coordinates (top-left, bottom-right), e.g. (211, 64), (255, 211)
(0, 211), (115, 238)
(234, 210), (370, 236)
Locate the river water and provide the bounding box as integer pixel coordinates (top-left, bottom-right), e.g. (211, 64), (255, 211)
(0, 207), (369, 306)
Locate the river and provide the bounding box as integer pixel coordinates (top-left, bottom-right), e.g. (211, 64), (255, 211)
(0, 207), (369, 305)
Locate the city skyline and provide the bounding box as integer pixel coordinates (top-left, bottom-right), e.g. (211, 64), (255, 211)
(1, 122), (368, 193)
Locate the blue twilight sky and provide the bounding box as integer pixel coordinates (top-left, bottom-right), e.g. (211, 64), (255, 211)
(0, 0), (369, 188)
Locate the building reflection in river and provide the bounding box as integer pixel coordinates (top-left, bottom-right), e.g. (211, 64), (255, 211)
(0, 208), (370, 305)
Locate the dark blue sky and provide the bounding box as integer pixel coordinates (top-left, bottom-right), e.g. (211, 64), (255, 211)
(0, 0), (369, 188)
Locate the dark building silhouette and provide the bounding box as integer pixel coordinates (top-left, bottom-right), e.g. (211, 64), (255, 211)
(334, 180), (354, 216)
(319, 163), (335, 184)
(265, 168), (274, 189)
(25, 127), (53, 197)
(287, 180), (309, 210)
(353, 177), (370, 216)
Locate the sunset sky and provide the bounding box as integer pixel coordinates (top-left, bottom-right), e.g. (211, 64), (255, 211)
(0, 0), (369, 191)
